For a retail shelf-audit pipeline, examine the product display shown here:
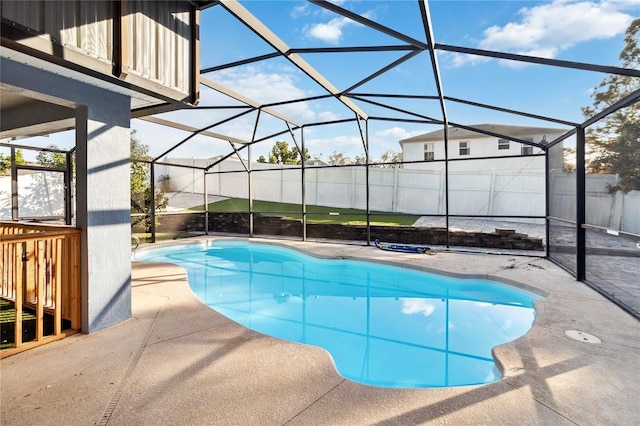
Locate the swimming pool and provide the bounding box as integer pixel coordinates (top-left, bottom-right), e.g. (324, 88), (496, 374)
(135, 240), (540, 388)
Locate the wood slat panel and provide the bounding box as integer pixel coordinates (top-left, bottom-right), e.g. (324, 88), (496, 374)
(36, 239), (45, 341)
(70, 234), (81, 329)
(1, 222), (81, 357)
(14, 243), (24, 348)
(54, 238), (63, 335)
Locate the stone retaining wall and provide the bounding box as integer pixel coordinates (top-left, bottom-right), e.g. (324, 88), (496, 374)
(141, 212), (543, 250)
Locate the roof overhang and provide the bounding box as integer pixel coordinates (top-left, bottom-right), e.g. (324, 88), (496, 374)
(0, 46), (186, 138)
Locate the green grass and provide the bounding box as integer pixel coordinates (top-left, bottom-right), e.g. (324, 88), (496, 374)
(1, 299), (36, 323)
(188, 198), (419, 226)
(1, 299), (69, 350)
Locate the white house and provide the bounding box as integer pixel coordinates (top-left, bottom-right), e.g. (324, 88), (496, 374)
(399, 124), (567, 170)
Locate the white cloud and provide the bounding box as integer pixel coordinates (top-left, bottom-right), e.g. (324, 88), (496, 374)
(401, 298), (436, 317)
(445, 51), (491, 68)
(304, 8), (376, 44)
(303, 126), (419, 160)
(481, 1), (633, 52)
(304, 134), (364, 158)
(213, 66), (317, 123)
(453, 0), (635, 67)
(290, 3), (310, 19)
(318, 110), (340, 122)
(216, 66), (303, 103)
(375, 127), (423, 141)
(306, 16), (354, 44)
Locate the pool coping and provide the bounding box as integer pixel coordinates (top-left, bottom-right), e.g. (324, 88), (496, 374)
(152, 237), (640, 388)
(2, 236), (639, 425)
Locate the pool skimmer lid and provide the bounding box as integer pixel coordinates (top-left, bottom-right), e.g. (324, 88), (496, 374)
(565, 330), (601, 343)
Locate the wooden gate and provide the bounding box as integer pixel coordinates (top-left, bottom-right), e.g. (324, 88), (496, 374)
(1, 222), (81, 358)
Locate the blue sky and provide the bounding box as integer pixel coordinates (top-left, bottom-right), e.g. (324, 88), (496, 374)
(11, 0), (638, 162)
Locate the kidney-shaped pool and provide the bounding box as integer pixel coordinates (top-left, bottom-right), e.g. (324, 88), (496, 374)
(135, 240), (541, 388)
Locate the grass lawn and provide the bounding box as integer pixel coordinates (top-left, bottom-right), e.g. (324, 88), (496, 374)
(188, 198), (419, 226)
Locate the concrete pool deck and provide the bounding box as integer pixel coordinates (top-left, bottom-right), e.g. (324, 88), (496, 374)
(2, 237), (639, 425)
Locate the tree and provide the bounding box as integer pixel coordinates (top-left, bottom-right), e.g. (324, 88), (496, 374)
(36, 146), (69, 169)
(563, 147), (576, 174)
(325, 150), (403, 167)
(328, 151), (351, 165)
(582, 18), (640, 193)
(294, 146), (311, 165)
(376, 150), (403, 168)
(32, 135), (168, 231)
(264, 141), (310, 165)
(352, 155), (366, 165)
(0, 149), (26, 174)
(130, 131), (168, 231)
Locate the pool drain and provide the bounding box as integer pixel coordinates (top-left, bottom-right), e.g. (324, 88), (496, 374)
(565, 330), (601, 343)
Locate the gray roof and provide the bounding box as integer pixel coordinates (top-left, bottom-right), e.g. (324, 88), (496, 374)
(399, 124), (568, 144)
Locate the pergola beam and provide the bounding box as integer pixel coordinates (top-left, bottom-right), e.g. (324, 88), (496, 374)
(138, 115), (250, 145)
(146, 108), (255, 161)
(200, 52), (281, 74)
(200, 76), (302, 127)
(261, 94), (333, 109)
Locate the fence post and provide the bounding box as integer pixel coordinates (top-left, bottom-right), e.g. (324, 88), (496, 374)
(576, 126), (586, 280)
(609, 190), (623, 231)
(439, 168), (445, 215)
(488, 168), (497, 216)
(351, 167), (356, 209)
(392, 167), (398, 212)
(15, 243), (25, 347)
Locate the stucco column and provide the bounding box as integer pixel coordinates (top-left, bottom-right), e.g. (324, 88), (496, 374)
(2, 58), (133, 333)
(76, 93), (132, 333)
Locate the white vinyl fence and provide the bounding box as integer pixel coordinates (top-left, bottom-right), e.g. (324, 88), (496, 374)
(0, 171), (66, 220)
(4, 160), (636, 234)
(156, 158), (640, 234)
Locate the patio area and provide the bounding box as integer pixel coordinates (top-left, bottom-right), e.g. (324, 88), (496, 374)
(1, 237), (638, 425)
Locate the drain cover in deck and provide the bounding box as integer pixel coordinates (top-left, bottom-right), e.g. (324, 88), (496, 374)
(565, 330), (601, 343)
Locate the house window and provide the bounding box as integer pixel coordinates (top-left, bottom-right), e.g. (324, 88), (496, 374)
(521, 146), (534, 155)
(424, 143), (435, 161)
(521, 137), (534, 155)
(498, 139), (510, 150)
(459, 141), (470, 156)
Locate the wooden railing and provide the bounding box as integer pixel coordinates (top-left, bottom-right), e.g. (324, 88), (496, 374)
(1, 222), (81, 358)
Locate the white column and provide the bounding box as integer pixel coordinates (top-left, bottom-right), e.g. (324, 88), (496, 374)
(75, 91), (132, 333)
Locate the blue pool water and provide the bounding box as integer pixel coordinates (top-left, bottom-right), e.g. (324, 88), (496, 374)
(135, 240), (540, 388)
